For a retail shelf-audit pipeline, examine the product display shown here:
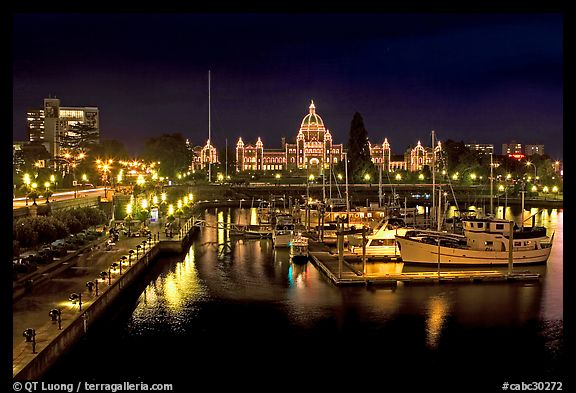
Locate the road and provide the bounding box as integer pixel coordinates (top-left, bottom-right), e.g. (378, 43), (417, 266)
(13, 188), (111, 208)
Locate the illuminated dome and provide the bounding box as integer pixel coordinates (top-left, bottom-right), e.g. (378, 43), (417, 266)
(299, 100), (327, 141)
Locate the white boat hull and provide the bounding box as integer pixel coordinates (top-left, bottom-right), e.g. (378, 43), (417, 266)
(395, 236), (551, 265)
(350, 245), (401, 258)
(273, 233), (293, 247)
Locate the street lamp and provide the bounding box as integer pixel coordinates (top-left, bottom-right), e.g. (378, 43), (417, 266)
(128, 249), (134, 266)
(126, 202), (133, 237)
(136, 244), (141, 259)
(526, 161), (537, 181)
(49, 308), (62, 330)
(69, 292), (82, 311)
(30, 182), (38, 205)
(44, 181), (51, 203)
(23, 328), (36, 353)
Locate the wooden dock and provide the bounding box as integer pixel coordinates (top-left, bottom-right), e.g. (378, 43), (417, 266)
(308, 251), (541, 286)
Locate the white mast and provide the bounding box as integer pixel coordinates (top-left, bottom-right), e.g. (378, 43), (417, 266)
(208, 70), (212, 183)
(345, 151), (349, 227)
(490, 152), (494, 216)
(378, 160), (383, 207)
(431, 130), (435, 229)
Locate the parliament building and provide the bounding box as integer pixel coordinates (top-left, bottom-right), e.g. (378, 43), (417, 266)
(233, 101), (441, 176)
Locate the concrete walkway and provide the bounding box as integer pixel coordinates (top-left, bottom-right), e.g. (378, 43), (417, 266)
(12, 222), (176, 374)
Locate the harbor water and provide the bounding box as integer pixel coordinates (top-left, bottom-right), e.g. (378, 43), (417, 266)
(45, 207), (565, 391)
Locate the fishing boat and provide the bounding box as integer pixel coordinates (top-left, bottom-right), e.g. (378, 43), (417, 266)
(272, 213), (296, 247)
(395, 217), (554, 266)
(290, 234), (309, 264)
(349, 217), (412, 259)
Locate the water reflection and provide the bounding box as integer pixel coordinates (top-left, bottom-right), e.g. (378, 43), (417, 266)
(46, 207), (563, 384)
(127, 243), (208, 335)
(426, 294), (451, 349)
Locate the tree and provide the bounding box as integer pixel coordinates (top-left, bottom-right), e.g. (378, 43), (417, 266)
(346, 112), (375, 183)
(88, 139), (130, 160)
(143, 133), (193, 178)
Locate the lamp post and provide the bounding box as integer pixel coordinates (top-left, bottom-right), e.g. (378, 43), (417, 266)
(136, 245), (141, 259)
(23, 173), (31, 205)
(23, 328), (36, 353)
(526, 161), (537, 182)
(126, 202), (133, 238)
(49, 308), (62, 330)
(69, 292), (82, 311)
(128, 249), (134, 266)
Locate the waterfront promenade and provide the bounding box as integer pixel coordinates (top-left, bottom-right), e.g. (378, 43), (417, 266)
(12, 222), (186, 379)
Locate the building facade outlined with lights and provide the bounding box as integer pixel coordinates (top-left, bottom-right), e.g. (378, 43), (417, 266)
(234, 101), (441, 175)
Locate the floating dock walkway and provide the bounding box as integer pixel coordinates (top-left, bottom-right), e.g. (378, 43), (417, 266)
(308, 251), (541, 286)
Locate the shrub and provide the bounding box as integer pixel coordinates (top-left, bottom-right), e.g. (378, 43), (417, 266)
(13, 240), (20, 259)
(13, 218), (39, 248)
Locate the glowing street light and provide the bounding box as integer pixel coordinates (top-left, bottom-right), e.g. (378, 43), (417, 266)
(418, 173), (424, 180)
(526, 161), (537, 180)
(152, 195), (159, 205)
(395, 173), (402, 181)
(161, 192), (167, 203)
(364, 173), (371, 182)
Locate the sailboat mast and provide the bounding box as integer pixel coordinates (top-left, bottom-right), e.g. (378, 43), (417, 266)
(490, 152), (494, 216)
(431, 130), (436, 229)
(378, 161), (383, 207)
(344, 152), (349, 227)
(208, 70), (212, 183)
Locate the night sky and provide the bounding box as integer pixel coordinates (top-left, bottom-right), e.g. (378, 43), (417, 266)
(12, 13), (563, 159)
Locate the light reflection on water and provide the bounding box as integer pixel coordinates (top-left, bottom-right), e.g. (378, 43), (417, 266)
(129, 208), (563, 328)
(47, 207), (563, 385)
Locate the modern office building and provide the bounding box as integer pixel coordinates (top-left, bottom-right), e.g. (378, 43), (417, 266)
(27, 98), (100, 166)
(525, 144), (545, 156)
(465, 143), (494, 155)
